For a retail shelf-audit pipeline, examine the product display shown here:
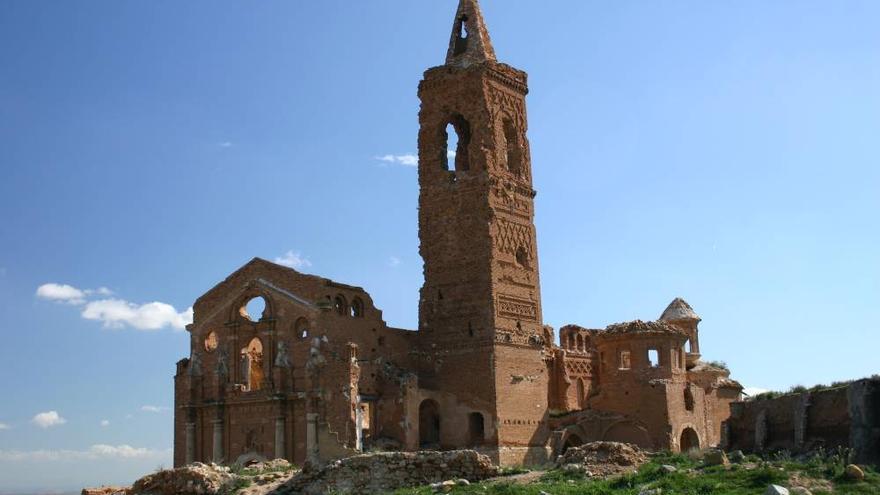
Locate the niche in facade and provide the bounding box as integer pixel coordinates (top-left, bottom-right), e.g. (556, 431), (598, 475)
(240, 338), (264, 392)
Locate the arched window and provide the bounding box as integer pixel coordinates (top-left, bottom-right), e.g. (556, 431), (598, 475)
(503, 118), (522, 175)
(684, 386), (695, 412)
(350, 298), (364, 318)
(453, 15), (469, 56)
(334, 295), (347, 316)
(576, 335), (584, 352)
(441, 115), (471, 173)
(204, 331), (218, 352)
(295, 317), (310, 340)
(568, 333), (575, 350)
(419, 399), (441, 447)
(240, 338), (264, 392)
(240, 296), (268, 322)
(468, 412), (485, 446)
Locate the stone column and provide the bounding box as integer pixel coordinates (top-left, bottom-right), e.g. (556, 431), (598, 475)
(306, 413), (318, 464)
(212, 420), (224, 463)
(185, 423), (196, 465)
(274, 417), (286, 460)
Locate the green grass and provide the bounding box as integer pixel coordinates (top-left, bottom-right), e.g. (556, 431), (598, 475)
(391, 452), (880, 495)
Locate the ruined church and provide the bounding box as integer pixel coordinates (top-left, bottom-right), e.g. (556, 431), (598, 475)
(174, 0), (743, 468)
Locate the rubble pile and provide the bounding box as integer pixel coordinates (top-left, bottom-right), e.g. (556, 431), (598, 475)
(129, 463), (235, 495)
(557, 441), (648, 477)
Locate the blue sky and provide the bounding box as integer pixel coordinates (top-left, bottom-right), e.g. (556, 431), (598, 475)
(1, 0), (879, 492)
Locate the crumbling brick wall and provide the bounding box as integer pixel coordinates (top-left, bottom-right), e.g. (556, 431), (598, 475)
(724, 378), (880, 465)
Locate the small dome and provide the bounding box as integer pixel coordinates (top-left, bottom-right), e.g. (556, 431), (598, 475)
(659, 298), (701, 322)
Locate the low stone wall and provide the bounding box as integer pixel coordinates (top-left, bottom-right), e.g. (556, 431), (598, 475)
(723, 378), (880, 465)
(276, 450), (500, 495)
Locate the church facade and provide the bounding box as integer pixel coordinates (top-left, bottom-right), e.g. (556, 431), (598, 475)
(173, 0), (742, 468)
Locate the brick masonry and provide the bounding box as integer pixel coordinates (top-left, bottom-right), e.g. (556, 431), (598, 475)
(173, 0), (744, 468)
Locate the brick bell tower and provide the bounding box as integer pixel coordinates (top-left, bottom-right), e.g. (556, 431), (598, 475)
(417, 0), (550, 463)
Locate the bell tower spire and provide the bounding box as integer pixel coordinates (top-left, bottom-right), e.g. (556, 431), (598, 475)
(445, 0), (497, 67)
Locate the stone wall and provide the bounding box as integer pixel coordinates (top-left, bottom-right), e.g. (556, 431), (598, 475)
(277, 450), (499, 495)
(724, 378), (880, 465)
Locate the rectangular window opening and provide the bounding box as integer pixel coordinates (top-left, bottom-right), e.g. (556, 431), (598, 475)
(648, 348), (660, 368)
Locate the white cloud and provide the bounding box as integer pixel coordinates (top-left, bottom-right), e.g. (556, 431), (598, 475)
(36, 284), (87, 305)
(388, 256), (401, 267)
(89, 287), (113, 296)
(375, 154), (418, 167)
(140, 405), (169, 414)
(0, 422), (10, 430)
(274, 251), (312, 270)
(100, 419), (110, 427)
(81, 299), (193, 331)
(742, 386), (770, 397)
(219, 141), (233, 148)
(0, 444), (171, 462)
(31, 411), (66, 429)
(447, 149), (457, 160)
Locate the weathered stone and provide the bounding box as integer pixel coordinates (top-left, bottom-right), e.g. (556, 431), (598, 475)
(844, 464), (865, 481)
(558, 442), (648, 477)
(129, 463), (234, 495)
(660, 464), (678, 473)
(790, 488), (813, 495)
(729, 450), (746, 463)
(703, 450), (729, 466)
(764, 485), (790, 495)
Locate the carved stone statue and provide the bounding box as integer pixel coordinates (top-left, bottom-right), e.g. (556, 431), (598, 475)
(275, 340), (292, 368)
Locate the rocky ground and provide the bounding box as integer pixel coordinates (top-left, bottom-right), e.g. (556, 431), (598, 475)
(82, 444), (879, 495)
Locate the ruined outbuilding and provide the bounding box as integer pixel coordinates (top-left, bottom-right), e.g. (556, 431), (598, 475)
(173, 0), (742, 468)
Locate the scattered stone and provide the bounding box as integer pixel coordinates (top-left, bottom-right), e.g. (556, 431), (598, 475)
(729, 450), (746, 463)
(764, 485), (789, 495)
(277, 450), (499, 495)
(639, 488), (662, 495)
(703, 450), (729, 467)
(129, 463), (235, 495)
(430, 480), (456, 493)
(845, 464), (865, 481)
(562, 463), (586, 474)
(455, 478), (470, 486)
(790, 488), (813, 495)
(660, 464), (677, 474)
(556, 441), (648, 477)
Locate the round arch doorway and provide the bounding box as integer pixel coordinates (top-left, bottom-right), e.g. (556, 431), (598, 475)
(680, 427), (700, 453)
